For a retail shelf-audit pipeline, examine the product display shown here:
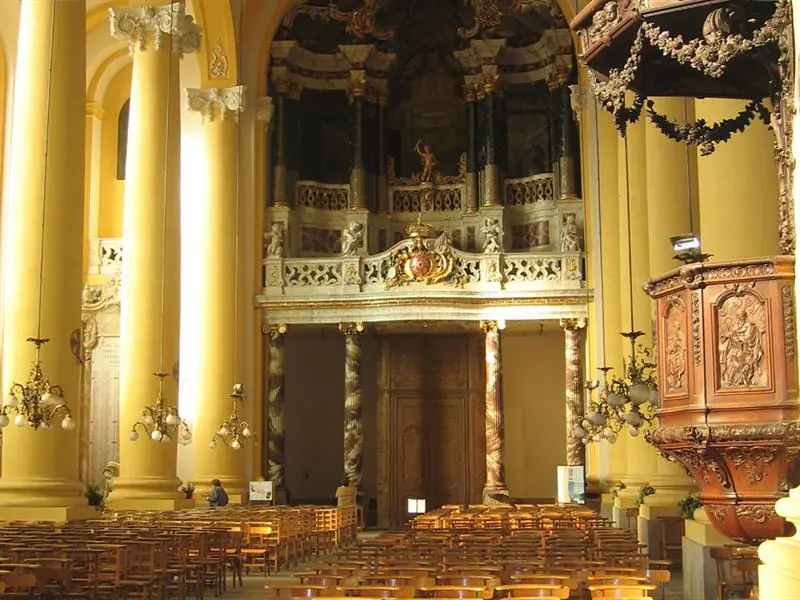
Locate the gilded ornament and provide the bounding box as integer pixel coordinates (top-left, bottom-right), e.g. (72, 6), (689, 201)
(209, 39), (229, 80)
(339, 322), (365, 336)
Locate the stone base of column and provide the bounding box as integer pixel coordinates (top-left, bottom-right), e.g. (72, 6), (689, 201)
(682, 509), (738, 599)
(482, 485), (510, 505)
(107, 498), (196, 511)
(107, 475), (183, 504)
(637, 504), (681, 560)
(0, 505), (100, 522)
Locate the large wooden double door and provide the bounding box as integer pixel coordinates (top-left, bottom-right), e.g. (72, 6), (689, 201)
(377, 334), (486, 528)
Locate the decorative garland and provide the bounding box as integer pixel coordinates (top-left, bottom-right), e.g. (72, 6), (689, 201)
(645, 99), (772, 156)
(587, 0), (789, 140)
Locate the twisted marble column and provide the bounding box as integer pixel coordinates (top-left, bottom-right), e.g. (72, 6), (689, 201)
(481, 320), (509, 502)
(266, 324), (288, 494)
(561, 318), (586, 467)
(340, 322), (365, 487)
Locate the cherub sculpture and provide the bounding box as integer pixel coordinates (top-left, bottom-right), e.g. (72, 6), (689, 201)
(265, 223), (285, 258)
(415, 139), (437, 183)
(342, 221), (365, 257)
(481, 217), (504, 253)
(561, 214), (581, 252)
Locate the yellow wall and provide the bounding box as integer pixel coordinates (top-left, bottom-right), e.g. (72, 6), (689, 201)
(98, 65), (131, 238)
(503, 330), (567, 499)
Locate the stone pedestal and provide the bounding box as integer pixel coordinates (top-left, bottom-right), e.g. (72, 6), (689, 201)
(682, 508), (738, 600)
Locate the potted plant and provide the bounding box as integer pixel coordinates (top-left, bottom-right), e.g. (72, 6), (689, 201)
(635, 485), (656, 507)
(180, 482), (195, 499)
(611, 481), (626, 499)
(678, 493), (703, 519)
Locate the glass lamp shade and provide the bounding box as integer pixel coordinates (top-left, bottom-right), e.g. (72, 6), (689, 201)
(3, 395), (17, 408)
(61, 416), (75, 431)
(607, 392), (626, 407)
(624, 411), (644, 427)
(0, 414), (8, 428)
(629, 383), (652, 405)
(587, 411), (607, 426)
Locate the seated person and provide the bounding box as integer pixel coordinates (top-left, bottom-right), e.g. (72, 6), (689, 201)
(335, 475), (356, 507)
(207, 478), (229, 508)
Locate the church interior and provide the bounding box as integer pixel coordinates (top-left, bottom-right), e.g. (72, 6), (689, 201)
(0, 0), (797, 597)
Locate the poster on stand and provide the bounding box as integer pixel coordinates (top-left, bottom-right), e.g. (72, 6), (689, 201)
(249, 481), (274, 503)
(556, 466), (585, 504)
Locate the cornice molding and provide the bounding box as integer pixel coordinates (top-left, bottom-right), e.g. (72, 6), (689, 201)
(185, 85), (246, 122)
(109, 2), (202, 57)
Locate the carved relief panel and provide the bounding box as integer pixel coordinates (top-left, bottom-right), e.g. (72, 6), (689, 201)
(662, 295), (689, 398)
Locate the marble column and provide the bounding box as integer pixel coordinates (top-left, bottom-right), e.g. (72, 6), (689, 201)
(266, 323), (288, 503)
(107, 2), (199, 510)
(561, 318), (586, 467)
(340, 322), (364, 487)
(349, 79), (367, 210)
(377, 91), (389, 213)
(270, 72), (293, 207)
(480, 77), (503, 207)
(0, 0), (90, 521)
(558, 84), (579, 200)
(464, 82), (479, 213)
(481, 320), (509, 502)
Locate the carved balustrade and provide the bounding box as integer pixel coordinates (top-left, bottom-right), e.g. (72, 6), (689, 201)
(262, 237), (584, 297)
(644, 257), (799, 544)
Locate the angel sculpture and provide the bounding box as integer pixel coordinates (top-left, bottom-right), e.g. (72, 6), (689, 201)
(342, 222), (364, 257)
(481, 217), (504, 253)
(265, 223), (285, 258)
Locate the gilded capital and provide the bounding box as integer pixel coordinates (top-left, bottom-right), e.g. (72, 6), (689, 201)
(339, 322), (365, 336)
(185, 86), (245, 122)
(263, 323), (288, 338)
(109, 2), (202, 57)
(256, 97), (274, 125)
(560, 318), (586, 331)
(480, 320), (506, 333)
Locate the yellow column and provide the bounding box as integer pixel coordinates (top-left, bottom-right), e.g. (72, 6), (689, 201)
(595, 109), (626, 501)
(644, 97), (696, 506)
(616, 116), (658, 507)
(186, 86), (249, 502)
(0, 0), (94, 520)
(107, 3), (200, 510)
(696, 99), (779, 260)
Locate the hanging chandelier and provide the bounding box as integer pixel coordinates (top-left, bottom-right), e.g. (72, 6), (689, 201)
(571, 331), (658, 444)
(129, 372), (185, 443)
(210, 384), (254, 450)
(0, 337), (76, 431)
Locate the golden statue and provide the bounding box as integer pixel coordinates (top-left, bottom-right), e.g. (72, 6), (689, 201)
(414, 139), (437, 183)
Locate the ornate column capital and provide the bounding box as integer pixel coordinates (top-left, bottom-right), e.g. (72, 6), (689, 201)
(339, 322), (365, 336)
(109, 2), (201, 57)
(256, 97), (274, 125)
(560, 318), (587, 331)
(263, 323), (287, 338)
(480, 320), (506, 333)
(185, 85), (245, 122)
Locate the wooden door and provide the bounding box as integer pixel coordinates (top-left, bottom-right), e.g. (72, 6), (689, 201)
(378, 334), (485, 528)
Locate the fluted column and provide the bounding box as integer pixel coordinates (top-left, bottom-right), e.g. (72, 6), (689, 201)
(340, 322), (364, 487)
(107, 2), (199, 510)
(266, 323), (288, 503)
(481, 320), (509, 502)
(185, 85), (247, 501)
(561, 318), (586, 467)
(0, 0), (90, 521)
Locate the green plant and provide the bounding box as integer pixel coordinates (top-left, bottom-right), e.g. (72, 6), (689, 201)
(611, 481), (626, 499)
(84, 483), (105, 510)
(635, 485), (656, 507)
(180, 482), (195, 499)
(678, 493), (703, 519)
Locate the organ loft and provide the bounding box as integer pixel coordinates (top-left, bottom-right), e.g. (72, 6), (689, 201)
(0, 0), (796, 597)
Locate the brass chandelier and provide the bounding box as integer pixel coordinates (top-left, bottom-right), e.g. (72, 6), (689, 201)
(0, 338), (75, 431)
(129, 372), (186, 443)
(209, 384), (254, 450)
(571, 331), (658, 444)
